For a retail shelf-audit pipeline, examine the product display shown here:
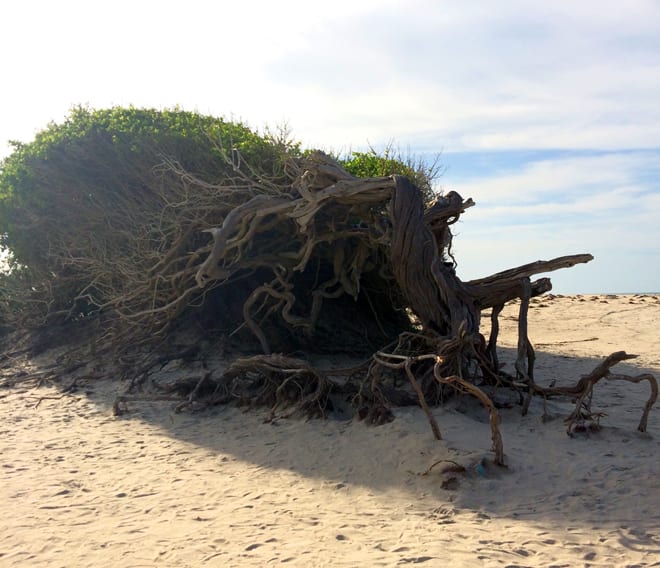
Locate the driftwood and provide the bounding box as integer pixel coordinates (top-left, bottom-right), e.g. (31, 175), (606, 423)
(177, 152), (634, 465)
(5, 148), (654, 468)
(533, 351), (658, 434)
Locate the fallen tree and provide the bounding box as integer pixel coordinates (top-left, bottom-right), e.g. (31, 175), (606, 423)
(0, 109), (656, 468)
(173, 152), (655, 466)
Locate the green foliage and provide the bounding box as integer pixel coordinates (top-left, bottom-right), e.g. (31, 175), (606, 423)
(0, 105), (289, 203)
(0, 106), (302, 322)
(0, 107), (436, 326)
(1, 105), (286, 185)
(340, 143), (442, 201)
(0, 106), (293, 266)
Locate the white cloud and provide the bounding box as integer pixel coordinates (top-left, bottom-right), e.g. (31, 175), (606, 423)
(1, 1), (658, 293)
(2, 1), (659, 154)
(446, 151), (660, 292)
(450, 152), (660, 204)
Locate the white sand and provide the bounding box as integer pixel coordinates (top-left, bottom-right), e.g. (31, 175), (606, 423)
(1, 294), (658, 567)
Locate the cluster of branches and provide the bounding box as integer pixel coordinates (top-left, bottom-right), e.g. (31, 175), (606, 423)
(0, 109), (293, 333)
(0, 109), (431, 353)
(0, 108), (656, 468)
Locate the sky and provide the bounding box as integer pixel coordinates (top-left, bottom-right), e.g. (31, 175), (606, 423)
(1, 0), (659, 293)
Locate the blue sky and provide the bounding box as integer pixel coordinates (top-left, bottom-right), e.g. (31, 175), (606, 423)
(1, 0), (659, 292)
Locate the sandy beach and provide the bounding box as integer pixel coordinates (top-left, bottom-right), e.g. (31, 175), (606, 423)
(1, 294), (658, 567)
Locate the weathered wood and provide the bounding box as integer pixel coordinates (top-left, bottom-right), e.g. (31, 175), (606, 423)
(532, 351), (658, 433)
(4, 131), (656, 473)
(467, 254), (594, 287)
(389, 176), (453, 334)
(434, 372), (505, 466)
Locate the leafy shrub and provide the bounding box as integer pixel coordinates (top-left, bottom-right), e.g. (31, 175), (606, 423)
(0, 106), (290, 271)
(340, 143), (441, 201)
(0, 107), (436, 330)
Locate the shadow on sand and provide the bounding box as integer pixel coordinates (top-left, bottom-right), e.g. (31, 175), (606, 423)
(34, 343), (657, 530)
(2, 318), (659, 558)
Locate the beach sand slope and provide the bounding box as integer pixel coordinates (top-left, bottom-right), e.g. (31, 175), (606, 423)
(1, 294), (658, 567)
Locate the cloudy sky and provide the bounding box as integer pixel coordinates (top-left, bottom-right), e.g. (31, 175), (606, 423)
(2, 0), (659, 293)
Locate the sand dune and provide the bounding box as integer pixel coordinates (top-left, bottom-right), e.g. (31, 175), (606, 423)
(1, 294), (658, 567)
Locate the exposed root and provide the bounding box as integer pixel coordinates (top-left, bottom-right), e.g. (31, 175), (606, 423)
(4, 136), (652, 471)
(533, 351), (658, 434)
(373, 341), (505, 466)
(373, 351), (442, 440)
(433, 370), (505, 467)
(214, 354), (333, 420)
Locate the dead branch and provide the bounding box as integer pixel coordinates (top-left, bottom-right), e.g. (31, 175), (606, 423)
(433, 371), (506, 467)
(533, 351), (658, 434)
(373, 351), (442, 440)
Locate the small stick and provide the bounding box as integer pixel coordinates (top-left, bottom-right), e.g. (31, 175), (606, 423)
(405, 359), (442, 440)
